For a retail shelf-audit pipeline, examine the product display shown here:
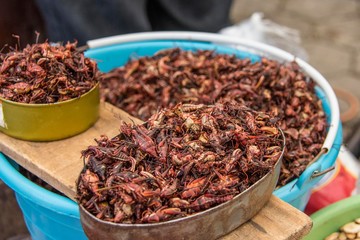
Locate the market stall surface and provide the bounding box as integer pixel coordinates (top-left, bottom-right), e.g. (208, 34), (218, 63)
(1, 0), (360, 239)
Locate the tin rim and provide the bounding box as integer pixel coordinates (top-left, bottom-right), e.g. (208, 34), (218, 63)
(0, 82), (99, 108)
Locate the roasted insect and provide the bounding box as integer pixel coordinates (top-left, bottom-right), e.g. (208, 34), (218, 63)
(77, 102), (283, 224)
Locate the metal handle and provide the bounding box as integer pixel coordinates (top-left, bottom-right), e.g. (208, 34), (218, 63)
(311, 166), (335, 178)
(295, 147), (337, 190)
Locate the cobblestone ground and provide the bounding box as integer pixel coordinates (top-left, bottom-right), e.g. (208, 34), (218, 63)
(1, 0), (360, 239)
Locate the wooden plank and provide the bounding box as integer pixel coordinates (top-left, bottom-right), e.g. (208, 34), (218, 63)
(221, 196), (313, 240)
(0, 102), (142, 199)
(0, 102), (312, 239)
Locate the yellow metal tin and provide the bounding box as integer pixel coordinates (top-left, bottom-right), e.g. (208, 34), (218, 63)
(0, 83), (100, 141)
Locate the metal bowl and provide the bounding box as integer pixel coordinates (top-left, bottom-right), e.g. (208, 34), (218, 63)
(0, 83), (99, 141)
(79, 130), (285, 240)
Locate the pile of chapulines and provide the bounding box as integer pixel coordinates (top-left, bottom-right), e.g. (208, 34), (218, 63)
(77, 102), (283, 223)
(100, 48), (327, 187)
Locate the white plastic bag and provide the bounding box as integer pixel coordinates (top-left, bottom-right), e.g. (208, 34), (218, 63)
(219, 12), (308, 61)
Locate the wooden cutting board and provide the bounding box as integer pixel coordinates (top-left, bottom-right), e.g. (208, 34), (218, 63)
(0, 102), (142, 199)
(0, 102), (312, 239)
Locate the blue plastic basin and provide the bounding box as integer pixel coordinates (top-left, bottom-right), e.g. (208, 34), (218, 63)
(0, 40), (342, 239)
(0, 154), (87, 240)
